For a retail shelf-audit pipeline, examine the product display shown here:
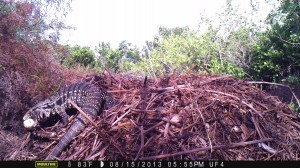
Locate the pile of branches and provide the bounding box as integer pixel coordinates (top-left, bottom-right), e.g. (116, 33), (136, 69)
(22, 73), (300, 160)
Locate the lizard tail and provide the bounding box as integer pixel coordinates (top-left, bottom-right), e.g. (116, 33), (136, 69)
(45, 116), (86, 160)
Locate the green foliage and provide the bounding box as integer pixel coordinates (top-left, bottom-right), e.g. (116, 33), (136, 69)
(129, 1), (263, 77)
(282, 74), (300, 89)
(95, 42), (121, 72)
(158, 26), (191, 39)
(290, 101), (300, 114)
(248, 0), (300, 83)
(128, 25), (248, 77)
(119, 41), (141, 63)
(64, 45), (95, 67)
(95, 41), (141, 73)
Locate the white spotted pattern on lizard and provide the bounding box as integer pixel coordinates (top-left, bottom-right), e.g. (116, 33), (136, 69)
(22, 82), (116, 160)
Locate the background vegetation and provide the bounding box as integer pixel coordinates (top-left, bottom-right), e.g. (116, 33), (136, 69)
(0, 0), (299, 124)
(0, 0), (85, 130)
(59, 0), (299, 91)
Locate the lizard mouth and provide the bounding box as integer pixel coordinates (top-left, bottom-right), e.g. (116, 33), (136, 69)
(23, 118), (37, 129)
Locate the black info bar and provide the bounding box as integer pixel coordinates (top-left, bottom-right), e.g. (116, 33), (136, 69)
(1, 161), (299, 168)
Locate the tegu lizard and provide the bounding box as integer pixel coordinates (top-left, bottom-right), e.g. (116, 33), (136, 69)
(23, 82), (116, 160)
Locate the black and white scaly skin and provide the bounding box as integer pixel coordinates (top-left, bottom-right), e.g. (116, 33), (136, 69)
(22, 82), (115, 160)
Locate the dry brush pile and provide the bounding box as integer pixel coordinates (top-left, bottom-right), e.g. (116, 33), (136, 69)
(13, 73), (300, 160)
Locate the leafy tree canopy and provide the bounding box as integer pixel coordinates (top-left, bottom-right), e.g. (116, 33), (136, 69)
(249, 0), (300, 87)
(64, 45), (95, 68)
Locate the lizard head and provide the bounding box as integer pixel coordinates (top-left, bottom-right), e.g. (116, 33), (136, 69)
(23, 99), (55, 130)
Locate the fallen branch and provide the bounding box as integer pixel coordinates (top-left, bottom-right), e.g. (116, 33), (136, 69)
(8, 133), (31, 160)
(207, 90), (264, 118)
(247, 81), (300, 107)
(68, 99), (97, 127)
(139, 138), (273, 160)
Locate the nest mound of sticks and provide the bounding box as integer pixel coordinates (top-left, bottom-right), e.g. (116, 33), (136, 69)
(39, 73), (300, 160)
